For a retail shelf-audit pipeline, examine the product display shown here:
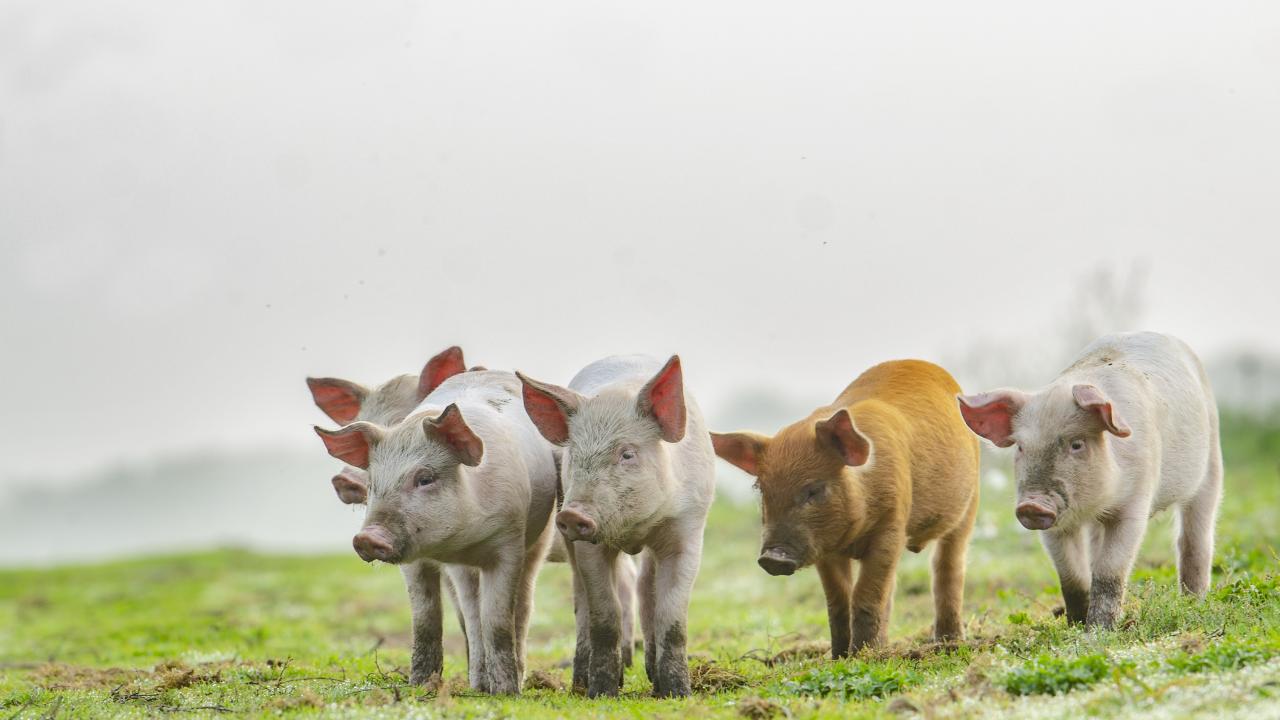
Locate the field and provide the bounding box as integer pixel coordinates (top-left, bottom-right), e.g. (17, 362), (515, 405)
(2, 414), (1278, 719)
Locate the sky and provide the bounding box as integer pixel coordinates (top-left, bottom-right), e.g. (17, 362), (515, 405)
(2, 1), (1278, 489)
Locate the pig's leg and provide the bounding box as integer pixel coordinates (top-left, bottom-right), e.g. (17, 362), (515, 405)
(1041, 527), (1091, 623)
(442, 573), (468, 654)
(816, 555), (854, 658)
(565, 541), (592, 692)
(1087, 513), (1149, 628)
(402, 560), (445, 684)
(576, 541), (623, 697)
(446, 565), (488, 692)
(650, 538), (702, 698)
(513, 525), (553, 686)
(1177, 443), (1223, 598)
(932, 491), (978, 641)
(479, 546), (524, 694)
(638, 549), (657, 684)
(616, 554), (637, 668)
(850, 530), (903, 652)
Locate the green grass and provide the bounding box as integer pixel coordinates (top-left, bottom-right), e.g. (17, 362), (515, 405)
(3, 415), (1279, 718)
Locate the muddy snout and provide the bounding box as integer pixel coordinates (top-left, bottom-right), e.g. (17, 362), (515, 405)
(758, 547), (798, 576)
(555, 504), (598, 543)
(1015, 497), (1058, 530)
(353, 525), (399, 563)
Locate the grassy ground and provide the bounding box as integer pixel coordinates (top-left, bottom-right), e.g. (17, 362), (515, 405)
(3, 414), (1278, 718)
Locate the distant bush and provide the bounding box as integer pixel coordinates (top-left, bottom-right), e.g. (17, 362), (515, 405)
(1003, 654), (1125, 696)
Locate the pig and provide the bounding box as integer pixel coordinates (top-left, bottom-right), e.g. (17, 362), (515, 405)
(958, 331), (1222, 628)
(307, 349), (640, 674)
(711, 360), (980, 657)
(307, 345), (470, 503)
(315, 370), (558, 694)
(517, 355), (715, 698)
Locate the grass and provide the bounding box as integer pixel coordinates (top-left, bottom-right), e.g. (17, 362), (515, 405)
(2, 412), (1278, 718)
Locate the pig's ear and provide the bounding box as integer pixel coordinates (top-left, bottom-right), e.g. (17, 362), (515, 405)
(516, 372), (582, 446)
(815, 409), (871, 467)
(424, 403), (484, 466)
(710, 431), (770, 476)
(1072, 384), (1132, 438)
(332, 467), (369, 505)
(306, 377), (369, 424)
(417, 346), (467, 401)
(638, 355), (687, 443)
(957, 390), (1026, 448)
(315, 422), (382, 469)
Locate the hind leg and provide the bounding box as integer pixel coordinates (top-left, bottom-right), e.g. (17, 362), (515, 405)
(932, 489), (978, 641)
(615, 554), (638, 668)
(637, 549), (657, 683)
(1178, 441), (1223, 597)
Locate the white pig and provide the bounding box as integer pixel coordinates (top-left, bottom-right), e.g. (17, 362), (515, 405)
(316, 370), (557, 694)
(958, 331), (1222, 628)
(518, 355), (715, 698)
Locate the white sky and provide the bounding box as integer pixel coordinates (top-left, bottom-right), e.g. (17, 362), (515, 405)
(2, 1), (1278, 486)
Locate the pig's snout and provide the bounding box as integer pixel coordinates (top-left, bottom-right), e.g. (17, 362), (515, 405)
(555, 506), (598, 543)
(353, 526), (398, 562)
(1015, 499), (1058, 530)
(758, 547), (798, 576)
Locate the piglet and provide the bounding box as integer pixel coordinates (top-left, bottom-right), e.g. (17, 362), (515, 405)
(959, 331), (1223, 628)
(518, 355), (715, 698)
(712, 360), (980, 656)
(316, 370), (558, 693)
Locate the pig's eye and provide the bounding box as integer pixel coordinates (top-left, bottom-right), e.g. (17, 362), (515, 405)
(413, 469), (437, 487)
(1068, 439), (1086, 453)
(618, 447), (638, 464)
(802, 483), (826, 504)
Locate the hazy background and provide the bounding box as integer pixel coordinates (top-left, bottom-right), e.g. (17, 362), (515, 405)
(2, 1), (1278, 564)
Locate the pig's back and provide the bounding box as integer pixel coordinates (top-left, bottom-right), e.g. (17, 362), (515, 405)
(568, 355), (664, 397)
(1066, 332), (1217, 508)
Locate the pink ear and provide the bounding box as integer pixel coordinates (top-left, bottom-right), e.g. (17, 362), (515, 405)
(1072, 385), (1132, 437)
(957, 391), (1026, 448)
(710, 432), (768, 476)
(306, 378), (367, 424)
(516, 372), (579, 446)
(814, 409), (871, 467)
(638, 355), (687, 443)
(332, 467), (369, 504)
(425, 404), (484, 466)
(417, 346), (467, 400)
(314, 423), (380, 469)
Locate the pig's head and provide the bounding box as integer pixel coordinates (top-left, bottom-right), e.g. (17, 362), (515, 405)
(712, 408), (870, 576)
(307, 345), (469, 506)
(314, 402), (485, 563)
(517, 356), (686, 549)
(959, 384), (1131, 531)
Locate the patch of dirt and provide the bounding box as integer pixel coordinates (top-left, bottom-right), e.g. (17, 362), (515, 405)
(755, 641), (830, 666)
(737, 695), (782, 719)
(689, 661), (749, 693)
(524, 669), (565, 692)
(33, 663), (148, 691)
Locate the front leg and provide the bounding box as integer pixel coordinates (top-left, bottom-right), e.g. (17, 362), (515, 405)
(401, 560), (444, 684)
(563, 540), (592, 692)
(850, 530), (902, 652)
(1041, 526), (1092, 624)
(1087, 514), (1147, 629)
(445, 565), (487, 692)
(573, 542), (623, 698)
(479, 545), (525, 694)
(816, 556), (853, 659)
(651, 537), (703, 698)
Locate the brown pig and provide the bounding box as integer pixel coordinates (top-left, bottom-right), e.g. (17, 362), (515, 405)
(711, 359), (980, 656)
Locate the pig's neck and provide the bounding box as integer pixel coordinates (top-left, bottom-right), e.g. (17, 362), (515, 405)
(837, 468), (870, 550)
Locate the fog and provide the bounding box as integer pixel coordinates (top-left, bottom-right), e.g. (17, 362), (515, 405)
(2, 1), (1278, 531)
